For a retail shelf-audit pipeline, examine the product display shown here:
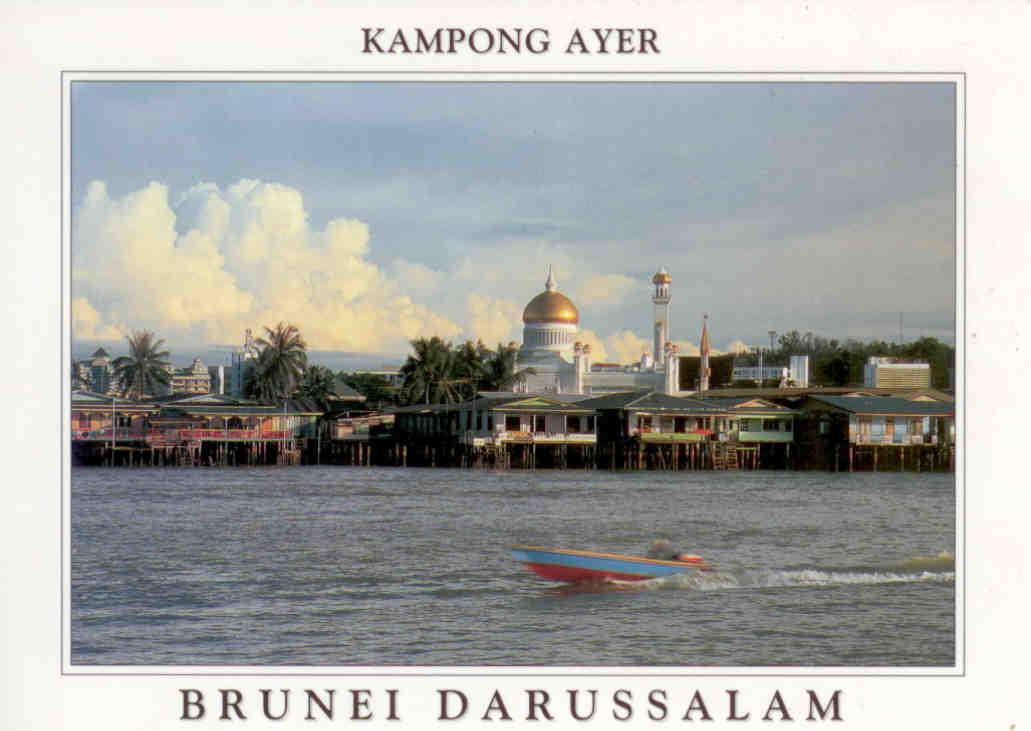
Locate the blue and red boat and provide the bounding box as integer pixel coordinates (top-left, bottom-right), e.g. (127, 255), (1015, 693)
(511, 545), (710, 584)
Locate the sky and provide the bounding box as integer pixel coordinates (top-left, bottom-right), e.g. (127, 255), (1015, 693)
(70, 81), (956, 367)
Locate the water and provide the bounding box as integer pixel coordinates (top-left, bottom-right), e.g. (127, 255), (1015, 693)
(70, 467), (956, 667)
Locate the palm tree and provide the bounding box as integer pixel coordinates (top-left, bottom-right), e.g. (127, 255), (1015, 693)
(111, 330), (171, 400)
(482, 341), (535, 391)
(453, 339), (490, 400)
(246, 322), (308, 400)
(294, 364), (336, 402)
(399, 336), (465, 405)
(71, 356), (86, 391)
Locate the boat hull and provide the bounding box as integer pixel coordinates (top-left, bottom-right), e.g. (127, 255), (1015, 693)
(511, 545), (708, 584)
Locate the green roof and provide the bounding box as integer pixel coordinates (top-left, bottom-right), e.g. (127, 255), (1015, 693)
(330, 378), (366, 400)
(809, 395), (954, 416)
(690, 395), (796, 414)
(577, 390), (768, 414)
(150, 393), (323, 415)
(574, 390), (652, 410)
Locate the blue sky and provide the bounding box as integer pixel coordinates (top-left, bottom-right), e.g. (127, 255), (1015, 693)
(71, 81), (956, 366)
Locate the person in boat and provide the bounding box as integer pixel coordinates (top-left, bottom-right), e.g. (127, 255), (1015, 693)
(646, 539), (683, 561)
(646, 539), (704, 565)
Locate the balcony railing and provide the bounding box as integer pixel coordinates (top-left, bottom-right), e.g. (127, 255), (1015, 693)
(640, 431), (707, 443)
(853, 434), (939, 446)
(462, 429), (597, 445)
(72, 428), (293, 443)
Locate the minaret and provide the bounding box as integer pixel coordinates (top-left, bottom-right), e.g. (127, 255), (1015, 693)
(573, 342), (585, 395)
(652, 267), (672, 368)
(664, 342), (680, 394)
(699, 314), (711, 393)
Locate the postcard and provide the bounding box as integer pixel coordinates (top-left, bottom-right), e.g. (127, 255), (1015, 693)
(3, 3), (1026, 730)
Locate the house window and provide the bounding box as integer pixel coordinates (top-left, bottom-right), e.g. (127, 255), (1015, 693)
(763, 419), (779, 431)
(505, 415), (521, 431)
(567, 415), (581, 433)
(476, 412), (482, 430)
(818, 419), (830, 435)
(534, 415), (546, 433)
(741, 418), (760, 433)
(639, 415), (652, 431)
(585, 415), (595, 432)
(487, 414), (493, 431)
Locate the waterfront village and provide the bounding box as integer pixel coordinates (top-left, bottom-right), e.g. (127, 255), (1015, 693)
(71, 268), (956, 472)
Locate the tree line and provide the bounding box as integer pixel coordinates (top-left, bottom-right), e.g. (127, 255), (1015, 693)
(82, 326), (533, 407)
(747, 330), (955, 389)
(83, 325), (956, 404)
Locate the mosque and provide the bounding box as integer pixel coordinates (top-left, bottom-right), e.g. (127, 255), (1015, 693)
(515, 267), (710, 396)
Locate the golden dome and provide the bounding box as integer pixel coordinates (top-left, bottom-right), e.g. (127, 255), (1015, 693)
(523, 290), (579, 324)
(523, 266), (580, 324)
(652, 267), (672, 285)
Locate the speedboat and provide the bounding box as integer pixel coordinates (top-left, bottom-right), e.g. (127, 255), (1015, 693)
(511, 544), (710, 584)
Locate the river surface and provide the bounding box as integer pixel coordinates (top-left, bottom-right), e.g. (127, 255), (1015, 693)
(70, 467), (956, 667)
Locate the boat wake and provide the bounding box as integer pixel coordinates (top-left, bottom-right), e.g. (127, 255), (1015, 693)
(594, 552), (955, 593)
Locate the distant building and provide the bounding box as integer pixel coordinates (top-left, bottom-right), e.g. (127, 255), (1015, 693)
(208, 364), (227, 395)
(83, 347), (117, 395)
(352, 368), (404, 388)
(789, 355), (810, 388)
(170, 358), (212, 395)
(732, 364), (788, 384)
(515, 267), (681, 395)
(863, 357), (931, 390)
(224, 329), (261, 397)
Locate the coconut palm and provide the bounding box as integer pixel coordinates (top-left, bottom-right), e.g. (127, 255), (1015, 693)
(111, 330), (171, 400)
(481, 341), (536, 391)
(399, 336), (466, 405)
(246, 323), (308, 400)
(294, 364), (336, 402)
(70, 356), (87, 391)
(452, 339), (490, 400)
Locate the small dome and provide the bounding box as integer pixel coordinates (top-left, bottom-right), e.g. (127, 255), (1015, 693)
(652, 267), (672, 285)
(523, 290), (579, 324)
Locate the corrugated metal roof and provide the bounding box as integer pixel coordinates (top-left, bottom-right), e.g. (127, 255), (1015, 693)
(628, 392), (725, 413)
(808, 395), (954, 415)
(575, 390), (652, 410)
(691, 396), (796, 414)
(330, 378), (367, 400)
(71, 390), (159, 410)
(577, 389), (771, 414)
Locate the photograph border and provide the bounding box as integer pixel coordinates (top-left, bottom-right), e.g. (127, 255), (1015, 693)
(60, 69), (966, 679)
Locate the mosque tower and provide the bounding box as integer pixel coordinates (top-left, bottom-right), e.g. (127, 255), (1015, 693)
(699, 314), (711, 392)
(652, 267), (672, 368)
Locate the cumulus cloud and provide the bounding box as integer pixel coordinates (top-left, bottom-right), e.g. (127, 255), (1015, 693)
(602, 330), (651, 365)
(72, 296), (123, 341)
(465, 294), (522, 347)
(72, 177), (774, 363)
(724, 339), (752, 355)
(390, 258), (446, 300)
(574, 328), (609, 363)
(72, 179), (461, 352)
(571, 273), (638, 308)
(673, 340), (701, 357)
